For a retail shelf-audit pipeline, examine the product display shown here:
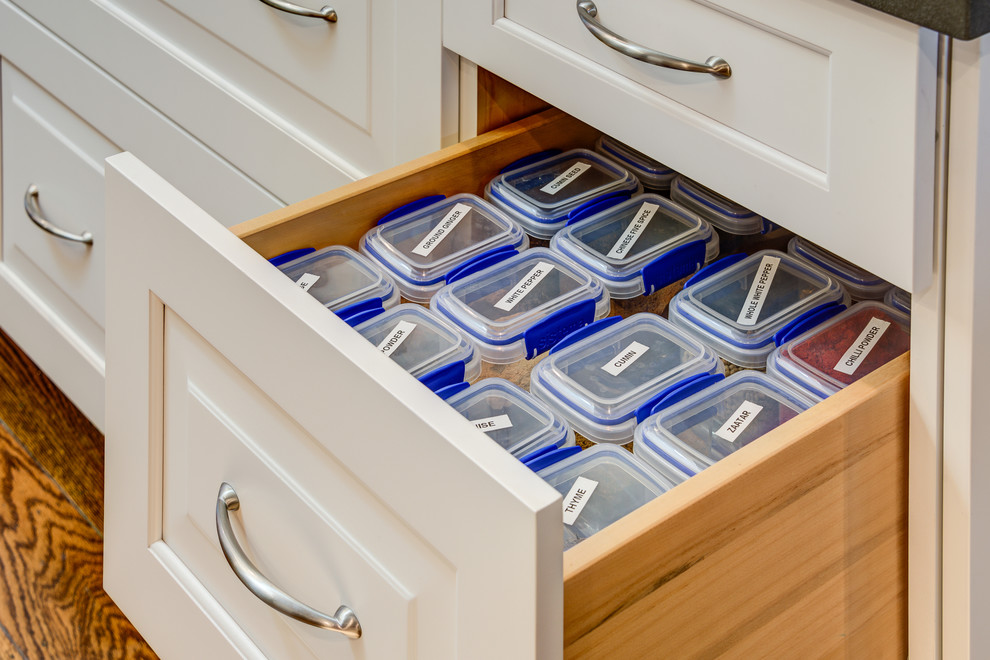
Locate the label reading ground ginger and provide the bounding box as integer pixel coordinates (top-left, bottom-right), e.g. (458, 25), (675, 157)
(411, 203), (471, 257)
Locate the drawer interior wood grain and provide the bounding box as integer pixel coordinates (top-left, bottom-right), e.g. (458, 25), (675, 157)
(230, 108), (908, 656)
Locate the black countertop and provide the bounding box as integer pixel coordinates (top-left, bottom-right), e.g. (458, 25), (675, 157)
(854, 0), (990, 39)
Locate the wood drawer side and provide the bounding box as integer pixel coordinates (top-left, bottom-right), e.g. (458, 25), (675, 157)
(562, 353), (909, 658)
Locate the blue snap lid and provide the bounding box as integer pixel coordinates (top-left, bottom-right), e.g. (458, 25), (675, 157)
(670, 175), (765, 236)
(787, 236), (892, 301)
(595, 135), (678, 193)
(268, 247), (316, 267)
(884, 286), (911, 315)
(277, 245), (399, 313)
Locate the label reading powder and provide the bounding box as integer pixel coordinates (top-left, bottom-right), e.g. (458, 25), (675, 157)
(834, 317), (892, 375)
(714, 400), (765, 442)
(601, 341), (650, 376)
(471, 414), (513, 433)
(562, 476), (598, 525)
(377, 320), (416, 356)
(295, 273), (320, 292)
(411, 203), (471, 257)
(606, 203), (659, 259)
(494, 262), (555, 312)
(736, 255), (781, 326)
(539, 162), (592, 195)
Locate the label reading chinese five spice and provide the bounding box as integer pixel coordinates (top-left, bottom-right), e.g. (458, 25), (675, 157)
(295, 273), (320, 292)
(736, 255), (781, 326)
(540, 162), (592, 195)
(411, 203), (471, 257)
(562, 476), (598, 525)
(834, 317), (891, 375)
(471, 414), (513, 433)
(377, 320), (417, 356)
(605, 203), (659, 259)
(494, 262), (555, 312)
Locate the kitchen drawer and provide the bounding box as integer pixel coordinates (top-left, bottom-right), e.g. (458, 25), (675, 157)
(445, 0), (937, 293)
(104, 109), (908, 658)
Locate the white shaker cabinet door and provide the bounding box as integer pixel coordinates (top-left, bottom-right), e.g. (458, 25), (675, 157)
(103, 152), (563, 660)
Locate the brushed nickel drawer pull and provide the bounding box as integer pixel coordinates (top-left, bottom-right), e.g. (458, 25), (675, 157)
(23, 185), (94, 245)
(576, 0), (731, 79)
(215, 482), (362, 639)
(257, 0), (337, 22)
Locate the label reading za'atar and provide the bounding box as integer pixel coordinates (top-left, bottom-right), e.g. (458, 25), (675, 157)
(601, 341), (650, 376)
(736, 255), (781, 326)
(411, 203), (471, 257)
(562, 476), (598, 526)
(606, 203), (659, 259)
(295, 273), (320, 292)
(471, 414), (513, 433)
(834, 317), (892, 375)
(494, 262), (555, 312)
(540, 162), (592, 195)
(377, 320), (416, 356)
(714, 400), (765, 442)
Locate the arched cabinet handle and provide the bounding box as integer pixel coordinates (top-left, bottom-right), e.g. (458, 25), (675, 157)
(23, 185), (94, 245)
(215, 482), (362, 639)
(576, 0), (731, 79)
(257, 0), (337, 22)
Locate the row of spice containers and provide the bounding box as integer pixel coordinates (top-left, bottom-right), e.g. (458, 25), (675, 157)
(269, 136), (913, 548)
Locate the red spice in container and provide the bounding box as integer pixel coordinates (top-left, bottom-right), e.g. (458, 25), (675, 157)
(766, 301), (909, 398)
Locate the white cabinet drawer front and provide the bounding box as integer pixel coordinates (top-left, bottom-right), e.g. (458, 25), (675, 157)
(444, 0), (937, 292)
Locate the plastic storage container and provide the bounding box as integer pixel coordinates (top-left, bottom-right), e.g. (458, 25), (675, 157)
(595, 135), (678, 194)
(430, 247), (611, 363)
(484, 148), (641, 239)
(530, 313), (724, 444)
(787, 236), (891, 301)
(444, 378), (575, 459)
(353, 303), (481, 391)
(359, 194), (529, 303)
(668, 250), (849, 370)
(633, 370), (818, 479)
(766, 301), (910, 399)
(885, 286), (912, 315)
(670, 175), (771, 254)
(276, 245), (399, 316)
(549, 193), (719, 299)
(537, 444), (682, 549)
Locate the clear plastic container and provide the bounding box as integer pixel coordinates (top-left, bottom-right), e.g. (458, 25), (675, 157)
(669, 175), (770, 254)
(445, 378), (575, 458)
(353, 303), (481, 387)
(537, 444), (682, 549)
(530, 313), (724, 444)
(484, 149), (641, 239)
(359, 194), (529, 303)
(668, 250), (849, 370)
(884, 286), (912, 315)
(633, 371), (818, 478)
(430, 247), (611, 363)
(549, 194), (719, 299)
(277, 245), (399, 313)
(595, 135), (678, 194)
(787, 236), (891, 301)
(766, 301), (910, 399)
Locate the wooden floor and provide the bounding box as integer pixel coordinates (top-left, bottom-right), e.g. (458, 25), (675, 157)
(0, 328), (157, 659)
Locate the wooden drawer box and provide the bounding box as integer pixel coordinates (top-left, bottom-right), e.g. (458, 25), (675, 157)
(104, 109), (907, 658)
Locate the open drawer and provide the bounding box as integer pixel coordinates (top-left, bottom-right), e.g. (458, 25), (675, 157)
(103, 109), (907, 659)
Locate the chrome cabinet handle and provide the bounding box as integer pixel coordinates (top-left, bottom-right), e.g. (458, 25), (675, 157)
(576, 1), (731, 79)
(215, 482), (362, 639)
(257, 0), (337, 22)
(23, 185), (94, 245)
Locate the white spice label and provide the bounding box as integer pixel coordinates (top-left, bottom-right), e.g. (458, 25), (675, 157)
(377, 320), (416, 356)
(834, 317), (891, 375)
(494, 262), (555, 312)
(714, 400), (765, 442)
(562, 477), (598, 526)
(606, 203), (659, 259)
(411, 203), (471, 257)
(601, 341), (650, 376)
(471, 414), (513, 433)
(295, 273), (320, 292)
(736, 255), (781, 326)
(540, 161), (592, 195)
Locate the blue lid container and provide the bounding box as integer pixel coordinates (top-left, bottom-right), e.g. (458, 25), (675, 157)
(537, 444), (683, 549)
(787, 236), (891, 301)
(669, 175), (767, 237)
(669, 250), (849, 369)
(884, 286), (911, 315)
(484, 148), (641, 239)
(530, 313), (724, 444)
(359, 194), (529, 303)
(430, 247), (611, 364)
(633, 371), (818, 478)
(445, 378), (574, 459)
(353, 303), (481, 389)
(549, 193), (719, 299)
(595, 135), (678, 194)
(277, 245), (399, 313)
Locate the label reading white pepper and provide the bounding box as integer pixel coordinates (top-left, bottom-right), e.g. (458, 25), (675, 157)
(736, 255), (781, 326)
(494, 262), (555, 312)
